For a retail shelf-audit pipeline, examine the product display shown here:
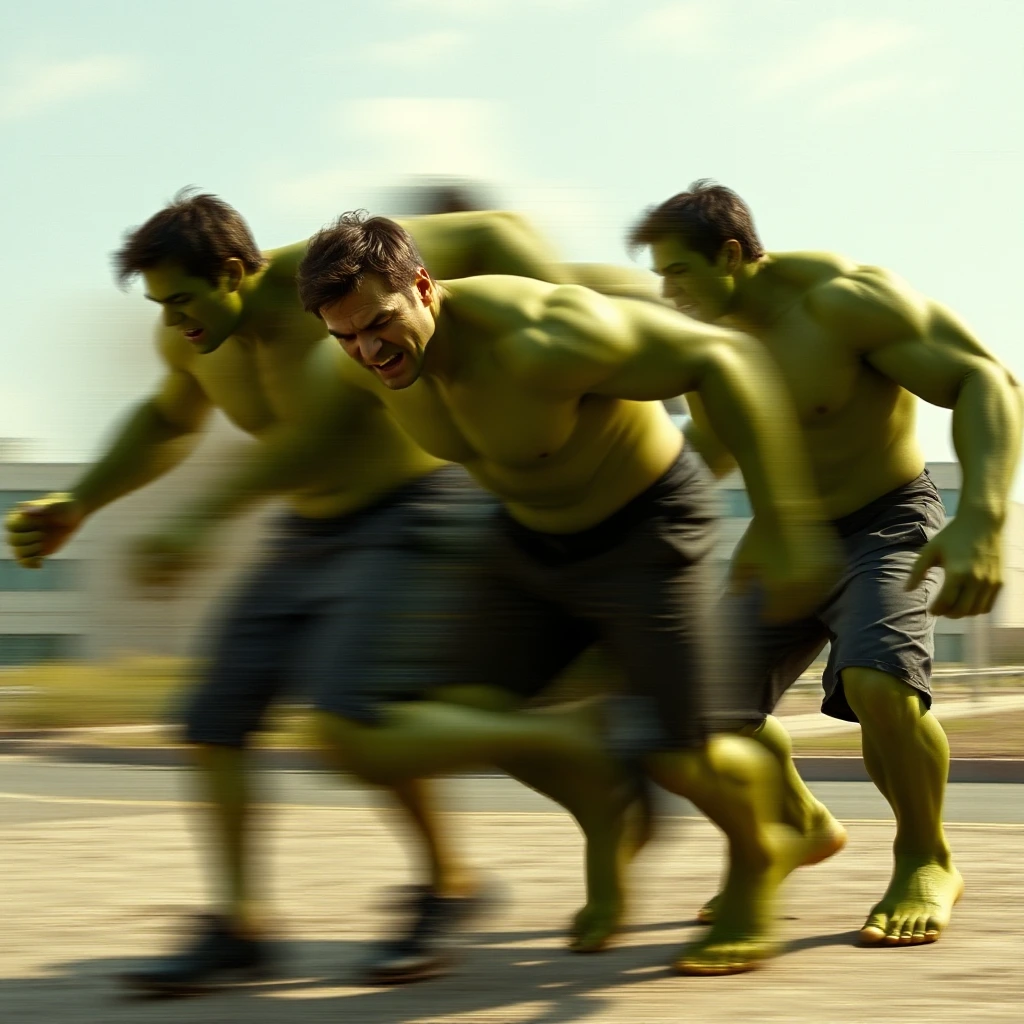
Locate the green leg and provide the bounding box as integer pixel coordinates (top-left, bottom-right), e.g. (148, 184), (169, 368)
(385, 777), (478, 898)
(646, 733), (809, 975)
(841, 667), (963, 946)
(696, 714), (847, 924)
(191, 744), (262, 932)
(314, 696), (626, 950)
(433, 685), (637, 952)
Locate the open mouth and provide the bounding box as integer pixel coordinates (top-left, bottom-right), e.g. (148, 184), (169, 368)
(183, 327), (206, 344)
(368, 352), (404, 375)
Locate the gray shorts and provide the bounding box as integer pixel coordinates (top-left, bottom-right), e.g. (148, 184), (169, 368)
(449, 444), (722, 754)
(720, 471), (946, 725)
(182, 467), (493, 747)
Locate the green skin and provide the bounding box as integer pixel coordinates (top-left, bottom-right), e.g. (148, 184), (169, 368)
(314, 263), (842, 974)
(647, 233), (1023, 946)
(2, 210), (663, 952)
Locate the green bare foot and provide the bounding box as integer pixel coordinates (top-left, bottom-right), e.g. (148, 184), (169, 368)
(859, 857), (964, 946)
(697, 802), (847, 924)
(675, 823), (802, 976)
(569, 895), (624, 953)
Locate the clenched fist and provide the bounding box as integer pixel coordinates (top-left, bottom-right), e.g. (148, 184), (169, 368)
(4, 493), (86, 568)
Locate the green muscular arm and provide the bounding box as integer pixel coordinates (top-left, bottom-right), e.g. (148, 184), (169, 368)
(679, 391), (739, 479)
(814, 268), (1023, 617)
(407, 209), (666, 298)
(72, 367), (210, 517)
(515, 288), (838, 617)
(5, 331), (209, 568)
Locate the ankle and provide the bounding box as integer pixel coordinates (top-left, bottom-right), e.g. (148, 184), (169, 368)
(891, 841), (954, 869)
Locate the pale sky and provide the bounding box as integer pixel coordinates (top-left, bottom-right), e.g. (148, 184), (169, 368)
(2, 0), (1022, 491)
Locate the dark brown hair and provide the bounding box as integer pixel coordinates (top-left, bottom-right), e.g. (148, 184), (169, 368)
(629, 179), (765, 263)
(297, 211), (424, 315)
(113, 187), (265, 288)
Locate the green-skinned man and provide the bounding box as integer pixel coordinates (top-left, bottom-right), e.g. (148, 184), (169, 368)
(294, 211), (842, 975)
(4, 191), (663, 992)
(630, 179), (1022, 947)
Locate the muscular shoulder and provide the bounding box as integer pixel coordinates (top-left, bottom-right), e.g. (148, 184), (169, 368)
(802, 261), (931, 350)
(261, 242), (307, 285)
(498, 282), (631, 385)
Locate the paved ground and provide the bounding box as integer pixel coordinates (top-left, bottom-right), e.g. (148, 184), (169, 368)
(2, 757), (1024, 1023)
(5, 756), (1024, 823)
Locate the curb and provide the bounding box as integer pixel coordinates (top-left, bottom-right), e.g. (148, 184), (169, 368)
(3, 738), (1024, 783)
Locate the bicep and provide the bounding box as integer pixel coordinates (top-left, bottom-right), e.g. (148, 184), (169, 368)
(864, 301), (1007, 409)
(585, 301), (734, 400)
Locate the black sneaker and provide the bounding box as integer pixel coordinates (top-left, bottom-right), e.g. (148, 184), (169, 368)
(120, 914), (274, 995)
(358, 887), (492, 985)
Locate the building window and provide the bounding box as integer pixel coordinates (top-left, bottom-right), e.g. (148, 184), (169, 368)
(934, 633), (963, 664)
(0, 634), (79, 666)
(721, 489), (753, 518)
(0, 559), (79, 591)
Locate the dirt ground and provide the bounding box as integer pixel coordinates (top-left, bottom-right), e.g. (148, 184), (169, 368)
(2, 801), (1022, 1023)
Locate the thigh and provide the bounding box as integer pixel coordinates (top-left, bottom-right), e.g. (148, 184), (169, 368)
(301, 527), (594, 722)
(182, 549), (304, 746)
(821, 523), (940, 722)
(570, 505), (724, 753)
(717, 586), (831, 722)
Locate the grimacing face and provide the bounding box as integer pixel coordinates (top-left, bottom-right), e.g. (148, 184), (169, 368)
(650, 236), (737, 323)
(320, 269), (436, 390)
(142, 261), (246, 354)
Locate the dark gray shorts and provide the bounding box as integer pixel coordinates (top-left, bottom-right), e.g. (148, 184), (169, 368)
(721, 471), (946, 725)
(182, 467), (494, 747)
(450, 444), (722, 753)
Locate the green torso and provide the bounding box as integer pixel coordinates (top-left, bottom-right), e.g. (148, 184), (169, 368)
(737, 253), (926, 519)
(340, 276), (683, 533)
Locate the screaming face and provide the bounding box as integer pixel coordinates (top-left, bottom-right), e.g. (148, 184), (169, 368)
(320, 269), (436, 390)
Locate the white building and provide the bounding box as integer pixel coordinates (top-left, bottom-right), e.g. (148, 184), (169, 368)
(1, 442), (1022, 667)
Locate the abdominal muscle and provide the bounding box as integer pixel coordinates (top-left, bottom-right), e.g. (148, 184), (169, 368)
(474, 398), (684, 534)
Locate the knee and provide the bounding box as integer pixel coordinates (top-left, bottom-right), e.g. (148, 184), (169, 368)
(841, 668), (925, 731)
(311, 710), (389, 783)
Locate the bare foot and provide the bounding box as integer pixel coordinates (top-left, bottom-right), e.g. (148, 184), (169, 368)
(676, 823), (800, 976)
(859, 857), (964, 946)
(697, 803), (847, 924)
(569, 896), (624, 953)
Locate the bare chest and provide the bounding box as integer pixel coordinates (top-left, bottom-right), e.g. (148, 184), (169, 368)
(383, 373), (580, 469)
(759, 310), (867, 425)
(187, 339), (277, 435)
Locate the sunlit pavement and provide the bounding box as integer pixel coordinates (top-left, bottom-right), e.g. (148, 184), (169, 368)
(1, 758), (1023, 1023)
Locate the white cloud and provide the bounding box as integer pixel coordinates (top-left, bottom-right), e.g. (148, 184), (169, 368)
(623, 3), (716, 52)
(0, 55), (142, 121)
(364, 30), (467, 65)
(757, 18), (920, 96)
(270, 98), (509, 213)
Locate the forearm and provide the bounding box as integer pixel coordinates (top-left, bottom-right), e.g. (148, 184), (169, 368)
(951, 364), (1023, 526)
(681, 417), (738, 479)
(699, 342), (821, 529)
(182, 423), (330, 526)
(71, 400), (200, 517)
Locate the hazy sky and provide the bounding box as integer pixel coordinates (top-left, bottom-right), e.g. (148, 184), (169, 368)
(2, 0), (1022, 489)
